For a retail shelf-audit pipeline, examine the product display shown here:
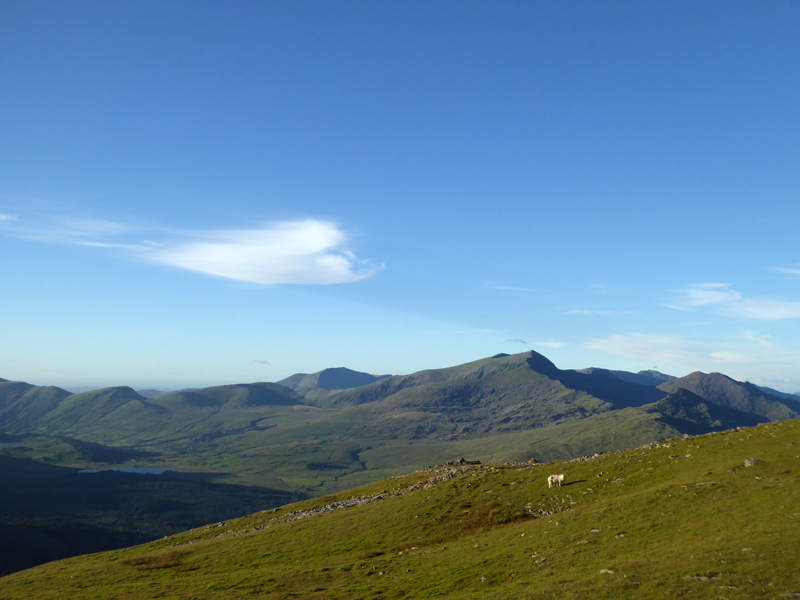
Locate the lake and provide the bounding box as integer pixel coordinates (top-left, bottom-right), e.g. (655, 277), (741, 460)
(79, 467), (174, 475)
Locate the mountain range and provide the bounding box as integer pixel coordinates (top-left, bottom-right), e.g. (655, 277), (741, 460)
(2, 350), (797, 493)
(2, 350), (799, 577)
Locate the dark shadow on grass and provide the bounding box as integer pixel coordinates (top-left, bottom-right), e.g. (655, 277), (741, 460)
(562, 480), (586, 486)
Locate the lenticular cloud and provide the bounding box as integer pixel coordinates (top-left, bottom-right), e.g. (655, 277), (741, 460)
(147, 220), (382, 285)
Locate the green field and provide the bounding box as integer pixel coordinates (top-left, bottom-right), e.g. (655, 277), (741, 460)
(2, 419), (797, 599)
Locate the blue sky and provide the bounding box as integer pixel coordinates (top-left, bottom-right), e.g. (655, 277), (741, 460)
(2, 1), (799, 392)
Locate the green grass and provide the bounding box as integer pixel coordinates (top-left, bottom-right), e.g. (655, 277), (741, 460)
(2, 419), (798, 599)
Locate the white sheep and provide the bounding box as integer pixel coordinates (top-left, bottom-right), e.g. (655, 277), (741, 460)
(547, 474), (564, 488)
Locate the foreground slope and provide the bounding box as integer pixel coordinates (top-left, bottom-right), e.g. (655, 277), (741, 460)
(3, 420), (798, 599)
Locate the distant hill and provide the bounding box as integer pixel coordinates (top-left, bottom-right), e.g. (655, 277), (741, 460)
(0, 382), (304, 445)
(278, 367), (391, 403)
(0, 381), (74, 433)
(153, 382), (304, 409)
(658, 372), (800, 421)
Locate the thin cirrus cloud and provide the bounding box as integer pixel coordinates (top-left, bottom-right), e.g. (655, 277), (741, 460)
(668, 283), (800, 321)
(585, 332), (800, 377)
(772, 266), (800, 277)
(4, 215), (383, 286)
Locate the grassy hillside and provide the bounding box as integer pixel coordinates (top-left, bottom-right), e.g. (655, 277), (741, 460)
(0, 381), (73, 433)
(2, 419), (797, 599)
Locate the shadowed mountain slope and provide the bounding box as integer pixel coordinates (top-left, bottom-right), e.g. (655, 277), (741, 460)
(579, 368), (677, 387)
(755, 384), (800, 402)
(658, 372), (800, 421)
(641, 388), (767, 434)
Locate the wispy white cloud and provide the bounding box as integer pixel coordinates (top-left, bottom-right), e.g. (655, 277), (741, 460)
(722, 299), (800, 320)
(0, 212), (18, 222)
(668, 283), (800, 321)
(772, 265), (800, 278)
(252, 359), (270, 365)
(671, 283), (741, 307)
(2, 214), (383, 286)
(147, 221), (382, 285)
(501, 338), (530, 344)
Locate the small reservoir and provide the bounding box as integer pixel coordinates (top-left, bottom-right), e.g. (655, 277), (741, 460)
(79, 467), (174, 475)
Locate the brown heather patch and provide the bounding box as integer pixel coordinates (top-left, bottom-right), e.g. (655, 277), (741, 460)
(122, 549), (198, 572)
